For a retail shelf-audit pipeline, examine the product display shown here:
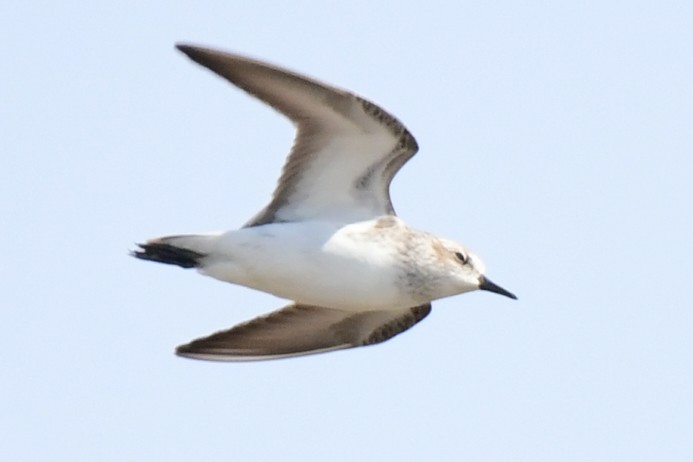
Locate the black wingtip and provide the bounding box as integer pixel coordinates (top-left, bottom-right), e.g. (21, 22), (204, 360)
(175, 342), (195, 357)
(174, 43), (224, 70)
(175, 43), (195, 54)
(175, 43), (215, 61)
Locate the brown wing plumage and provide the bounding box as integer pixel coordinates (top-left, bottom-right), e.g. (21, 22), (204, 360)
(176, 44), (419, 225)
(176, 303), (432, 361)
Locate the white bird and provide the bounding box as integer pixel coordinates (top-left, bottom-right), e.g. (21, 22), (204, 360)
(134, 44), (517, 361)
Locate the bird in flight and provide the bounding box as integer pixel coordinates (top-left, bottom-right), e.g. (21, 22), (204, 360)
(134, 44), (517, 361)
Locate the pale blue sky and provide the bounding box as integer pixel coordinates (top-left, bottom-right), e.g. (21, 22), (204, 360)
(2, 1), (692, 461)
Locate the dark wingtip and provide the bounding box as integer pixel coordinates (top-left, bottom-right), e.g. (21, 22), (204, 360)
(174, 43), (223, 69)
(175, 341), (237, 362)
(175, 43), (195, 54)
(175, 342), (194, 357)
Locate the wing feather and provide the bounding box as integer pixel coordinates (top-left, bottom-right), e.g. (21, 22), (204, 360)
(176, 44), (418, 225)
(176, 303), (432, 361)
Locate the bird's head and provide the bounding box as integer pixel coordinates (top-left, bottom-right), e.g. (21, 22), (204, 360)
(434, 238), (517, 300)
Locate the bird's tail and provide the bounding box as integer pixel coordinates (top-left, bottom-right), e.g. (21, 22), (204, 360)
(132, 234), (218, 269)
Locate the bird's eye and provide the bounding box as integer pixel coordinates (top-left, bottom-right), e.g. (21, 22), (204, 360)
(455, 251), (469, 264)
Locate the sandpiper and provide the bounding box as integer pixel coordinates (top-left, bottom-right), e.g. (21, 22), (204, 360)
(134, 44), (516, 361)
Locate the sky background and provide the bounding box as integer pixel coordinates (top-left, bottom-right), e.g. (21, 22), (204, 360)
(2, 1), (692, 461)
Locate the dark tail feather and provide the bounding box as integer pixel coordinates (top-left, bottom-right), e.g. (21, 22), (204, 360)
(132, 242), (205, 269)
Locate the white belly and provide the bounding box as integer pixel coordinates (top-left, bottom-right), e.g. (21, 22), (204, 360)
(199, 220), (415, 311)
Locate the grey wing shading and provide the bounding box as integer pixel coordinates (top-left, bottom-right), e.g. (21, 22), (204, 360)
(175, 44), (419, 225)
(176, 303), (432, 361)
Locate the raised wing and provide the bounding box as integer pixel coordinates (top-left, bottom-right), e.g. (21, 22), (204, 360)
(176, 303), (431, 361)
(176, 44), (419, 226)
